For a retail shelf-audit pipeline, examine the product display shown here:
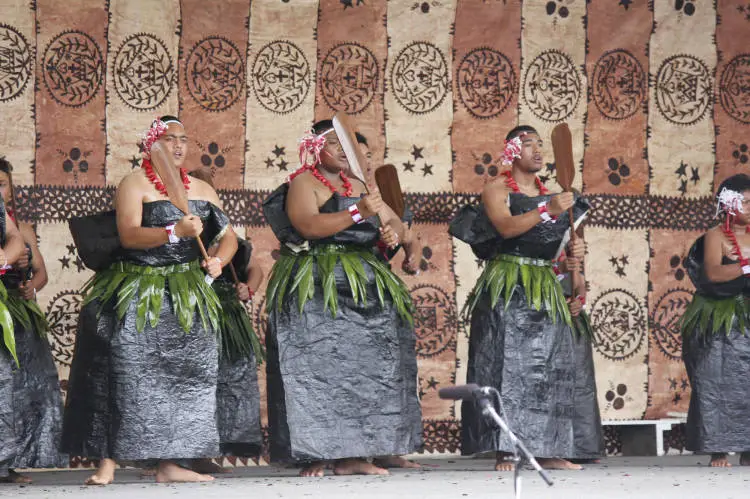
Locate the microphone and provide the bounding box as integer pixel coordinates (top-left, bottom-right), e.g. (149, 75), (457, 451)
(438, 383), (554, 490)
(438, 383), (484, 401)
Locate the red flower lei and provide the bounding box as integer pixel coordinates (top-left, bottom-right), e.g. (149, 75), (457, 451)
(721, 216), (750, 267)
(500, 170), (549, 195)
(288, 165), (353, 197)
(142, 158), (190, 197)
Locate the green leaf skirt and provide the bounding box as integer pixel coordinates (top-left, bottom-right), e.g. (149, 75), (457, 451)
(680, 293), (750, 339)
(0, 280), (18, 365)
(213, 278), (265, 364)
(464, 254), (593, 341)
(82, 260), (222, 336)
(266, 244), (414, 325)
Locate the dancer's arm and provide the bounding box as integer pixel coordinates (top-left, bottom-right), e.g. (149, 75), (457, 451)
(704, 227), (746, 282)
(18, 223), (48, 300)
(1, 213), (24, 266)
(483, 182), (574, 239)
(116, 173), (203, 249)
(287, 173), (384, 239)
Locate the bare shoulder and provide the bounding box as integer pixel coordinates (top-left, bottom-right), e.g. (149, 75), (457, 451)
(188, 176), (222, 206)
(117, 169), (148, 190)
(481, 179), (510, 203)
(18, 222), (36, 242)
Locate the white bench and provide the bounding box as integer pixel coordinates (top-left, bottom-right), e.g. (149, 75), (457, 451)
(602, 418), (685, 456)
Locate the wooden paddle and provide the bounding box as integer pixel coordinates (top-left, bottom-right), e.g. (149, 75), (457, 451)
(150, 142), (214, 282)
(375, 164), (405, 219)
(551, 123), (582, 293)
(188, 166), (241, 285)
(332, 113), (393, 241)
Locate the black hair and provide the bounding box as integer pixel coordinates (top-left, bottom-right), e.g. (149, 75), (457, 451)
(505, 125), (538, 142)
(160, 115), (182, 124)
(717, 174), (750, 202)
(0, 156), (11, 175)
(312, 119), (334, 135)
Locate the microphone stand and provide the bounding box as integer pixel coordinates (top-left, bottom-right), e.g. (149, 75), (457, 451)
(475, 387), (554, 498)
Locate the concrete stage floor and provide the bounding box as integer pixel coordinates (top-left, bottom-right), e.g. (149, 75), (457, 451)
(4, 456), (749, 499)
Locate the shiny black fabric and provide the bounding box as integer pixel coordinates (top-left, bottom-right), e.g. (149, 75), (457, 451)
(682, 235), (750, 453)
(0, 348), (14, 477)
(461, 287), (576, 457)
(61, 299), (116, 458)
(450, 193), (590, 260)
(62, 200), (228, 461)
(69, 210), (121, 271)
(559, 274), (604, 458)
(223, 237), (253, 283)
(127, 200), (229, 266)
(0, 198), (13, 477)
(459, 193), (590, 458)
(215, 242), (262, 457)
(571, 336), (604, 458)
(3, 202), (66, 469)
(10, 323), (66, 468)
(264, 191), (422, 462)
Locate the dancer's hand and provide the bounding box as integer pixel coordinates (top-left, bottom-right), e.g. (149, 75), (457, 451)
(357, 191), (384, 219)
(175, 215), (203, 238)
(567, 238), (585, 259)
(402, 231), (421, 275)
(15, 247), (30, 270)
(202, 256), (222, 278)
(18, 282), (35, 301)
(549, 192), (574, 216)
(236, 283), (251, 302)
(567, 295), (583, 317)
(379, 224), (400, 249)
(565, 257), (582, 273)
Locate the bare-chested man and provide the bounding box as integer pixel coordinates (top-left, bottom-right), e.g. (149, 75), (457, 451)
(63, 116), (237, 485)
(682, 173), (750, 468)
(263, 120), (422, 477)
(451, 125), (589, 471)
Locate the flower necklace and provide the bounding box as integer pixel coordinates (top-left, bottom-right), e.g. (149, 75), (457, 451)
(142, 159), (190, 197)
(501, 170), (549, 195)
(288, 165), (353, 197)
(721, 217), (750, 267)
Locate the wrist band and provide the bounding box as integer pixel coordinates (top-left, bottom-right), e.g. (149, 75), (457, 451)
(743, 265), (750, 275)
(165, 224), (179, 244)
(537, 202), (555, 223)
(576, 295), (586, 305)
(248, 289), (255, 300)
(348, 204), (364, 224)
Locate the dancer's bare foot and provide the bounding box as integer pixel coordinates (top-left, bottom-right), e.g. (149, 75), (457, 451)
(740, 452), (750, 466)
(333, 458), (389, 476)
(373, 456), (422, 469)
(710, 453), (731, 467)
(495, 452), (516, 471)
(569, 458), (601, 464)
(155, 461), (214, 483)
(536, 458), (583, 470)
(0, 470), (33, 484)
(85, 458), (116, 485)
(299, 461), (326, 477)
(190, 459), (230, 474)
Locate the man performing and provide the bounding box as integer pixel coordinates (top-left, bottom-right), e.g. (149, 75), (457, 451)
(0, 158), (65, 483)
(450, 125), (589, 471)
(0, 190), (27, 483)
(263, 120), (422, 477)
(62, 116), (238, 485)
(681, 173), (750, 468)
(189, 167), (265, 470)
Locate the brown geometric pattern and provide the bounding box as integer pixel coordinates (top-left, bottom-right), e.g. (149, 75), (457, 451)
(2, 0), (748, 461)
